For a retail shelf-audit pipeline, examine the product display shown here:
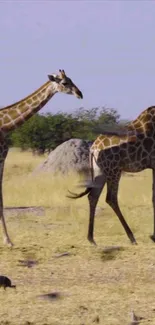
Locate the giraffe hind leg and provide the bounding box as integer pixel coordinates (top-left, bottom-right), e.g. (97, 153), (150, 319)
(106, 175), (137, 245)
(87, 175), (106, 245)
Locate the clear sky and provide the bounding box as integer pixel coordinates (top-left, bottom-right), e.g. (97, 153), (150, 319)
(1, 1), (155, 121)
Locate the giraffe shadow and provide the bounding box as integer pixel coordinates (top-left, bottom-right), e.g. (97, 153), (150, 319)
(99, 246), (125, 261)
(4, 206), (45, 216)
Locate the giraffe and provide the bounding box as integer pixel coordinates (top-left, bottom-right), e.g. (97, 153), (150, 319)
(68, 105), (155, 245)
(0, 69), (83, 247)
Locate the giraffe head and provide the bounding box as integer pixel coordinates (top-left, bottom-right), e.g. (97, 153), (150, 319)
(48, 69), (83, 99)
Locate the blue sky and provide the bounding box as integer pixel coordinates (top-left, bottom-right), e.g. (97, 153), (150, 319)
(1, 1), (155, 121)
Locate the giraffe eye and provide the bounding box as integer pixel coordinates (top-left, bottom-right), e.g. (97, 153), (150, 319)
(62, 81), (68, 86)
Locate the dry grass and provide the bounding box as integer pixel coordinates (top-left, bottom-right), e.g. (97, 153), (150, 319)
(0, 148), (155, 324)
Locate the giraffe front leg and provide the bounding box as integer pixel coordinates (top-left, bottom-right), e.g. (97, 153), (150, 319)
(0, 161), (13, 247)
(150, 169), (155, 242)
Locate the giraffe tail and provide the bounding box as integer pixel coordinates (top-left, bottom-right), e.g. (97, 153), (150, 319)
(67, 152), (94, 200)
(66, 187), (92, 199)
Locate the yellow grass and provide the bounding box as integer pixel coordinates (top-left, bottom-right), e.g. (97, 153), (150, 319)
(0, 148), (155, 324)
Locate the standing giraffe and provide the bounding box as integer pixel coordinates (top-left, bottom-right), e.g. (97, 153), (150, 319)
(68, 105), (155, 245)
(0, 69), (83, 246)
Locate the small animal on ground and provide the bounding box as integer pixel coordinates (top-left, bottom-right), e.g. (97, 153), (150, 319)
(0, 275), (16, 290)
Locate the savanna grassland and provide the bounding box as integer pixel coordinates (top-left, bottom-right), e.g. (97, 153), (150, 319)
(1, 148), (155, 325)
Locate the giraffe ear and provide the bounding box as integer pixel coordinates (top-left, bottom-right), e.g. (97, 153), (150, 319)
(48, 75), (56, 81)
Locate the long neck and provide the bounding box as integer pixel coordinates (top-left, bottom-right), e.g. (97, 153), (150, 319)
(0, 80), (57, 134)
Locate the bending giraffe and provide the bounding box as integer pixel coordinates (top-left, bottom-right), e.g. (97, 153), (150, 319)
(68, 105), (155, 245)
(0, 69), (83, 246)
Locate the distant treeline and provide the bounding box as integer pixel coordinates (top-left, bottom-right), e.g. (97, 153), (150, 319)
(8, 107), (130, 154)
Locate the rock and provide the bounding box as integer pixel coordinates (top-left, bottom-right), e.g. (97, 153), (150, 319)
(33, 138), (92, 176)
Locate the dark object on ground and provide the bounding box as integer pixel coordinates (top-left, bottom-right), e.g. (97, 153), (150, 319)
(0, 275), (16, 289)
(38, 292), (61, 301)
(53, 252), (72, 258)
(18, 259), (38, 268)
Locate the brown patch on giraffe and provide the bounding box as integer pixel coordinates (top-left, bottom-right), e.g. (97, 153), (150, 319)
(128, 135), (137, 142)
(151, 150), (155, 158)
(142, 112), (152, 122)
(17, 102), (26, 112)
(27, 98), (33, 105)
(7, 109), (21, 120)
(3, 116), (11, 124)
(133, 121), (142, 127)
(142, 150), (148, 158)
(120, 142), (127, 150)
(137, 133), (145, 140)
(137, 126), (145, 133)
(130, 152), (137, 161)
(128, 143), (137, 154)
(143, 138), (154, 151)
(142, 157), (148, 165)
(136, 147), (142, 160)
(30, 101), (38, 109)
(103, 138), (111, 147)
(120, 144), (128, 158)
(114, 154), (120, 161)
(127, 123), (135, 131)
(145, 122), (153, 132)
(111, 136), (122, 146)
(138, 111), (145, 120)
(32, 95), (38, 102)
(111, 146), (120, 154)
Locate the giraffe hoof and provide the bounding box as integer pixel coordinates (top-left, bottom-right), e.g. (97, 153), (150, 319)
(87, 236), (97, 246)
(129, 235), (137, 245)
(131, 240), (137, 245)
(150, 235), (155, 242)
(3, 237), (14, 247)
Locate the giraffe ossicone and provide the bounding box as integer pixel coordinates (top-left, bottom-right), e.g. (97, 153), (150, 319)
(0, 69), (83, 246)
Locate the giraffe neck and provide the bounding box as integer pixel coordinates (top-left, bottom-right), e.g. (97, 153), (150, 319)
(0, 81), (57, 134)
(127, 106), (155, 134)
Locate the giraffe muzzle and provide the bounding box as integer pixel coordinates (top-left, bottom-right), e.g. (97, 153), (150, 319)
(75, 89), (83, 99)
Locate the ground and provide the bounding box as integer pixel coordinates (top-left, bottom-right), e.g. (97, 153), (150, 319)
(0, 148), (155, 325)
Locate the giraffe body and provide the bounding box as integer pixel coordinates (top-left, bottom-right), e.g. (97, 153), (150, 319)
(68, 106), (155, 245)
(91, 133), (151, 174)
(0, 69), (83, 246)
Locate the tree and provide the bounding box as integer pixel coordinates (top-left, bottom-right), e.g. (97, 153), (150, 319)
(9, 107), (125, 154)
